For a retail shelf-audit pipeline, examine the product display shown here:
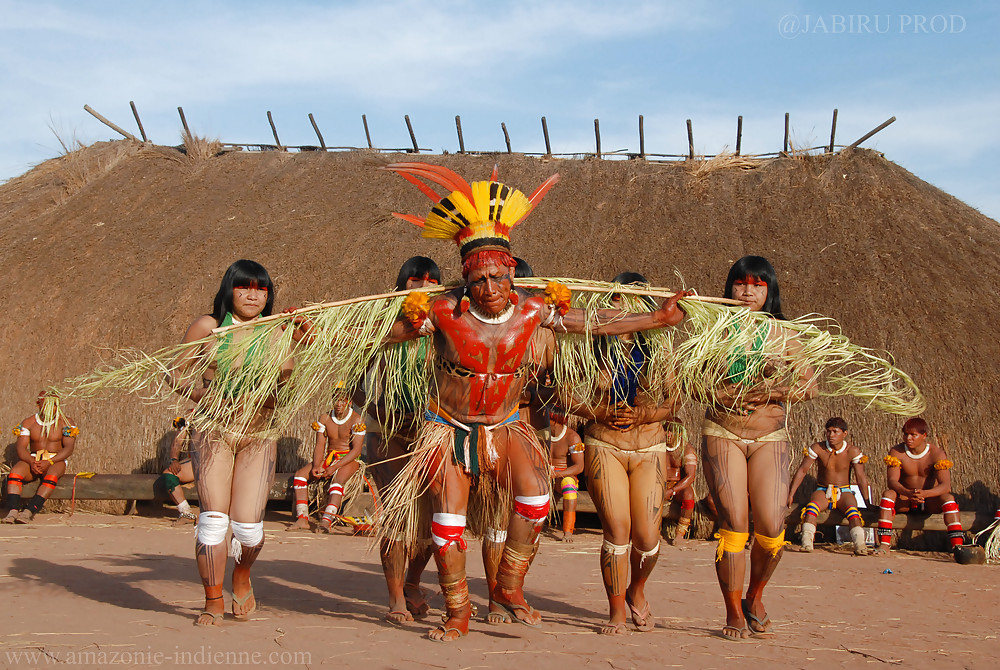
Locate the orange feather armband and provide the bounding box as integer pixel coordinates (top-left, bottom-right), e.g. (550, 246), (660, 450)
(884, 455), (902, 468)
(62, 426), (80, 438)
(544, 282), (571, 316)
(934, 459), (953, 470)
(401, 292), (432, 330)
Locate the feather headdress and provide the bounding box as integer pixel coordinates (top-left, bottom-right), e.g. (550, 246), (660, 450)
(384, 162), (560, 259)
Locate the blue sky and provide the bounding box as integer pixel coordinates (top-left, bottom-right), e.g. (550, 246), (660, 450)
(3, 1), (997, 220)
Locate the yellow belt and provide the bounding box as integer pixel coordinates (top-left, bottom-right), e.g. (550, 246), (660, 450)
(584, 436), (668, 454)
(701, 419), (788, 444)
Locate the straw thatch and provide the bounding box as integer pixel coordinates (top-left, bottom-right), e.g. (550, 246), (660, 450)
(1, 142), (998, 520)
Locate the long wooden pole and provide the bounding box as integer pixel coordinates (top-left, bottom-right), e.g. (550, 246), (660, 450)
(405, 115), (419, 153)
(638, 115), (645, 159)
(129, 101), (148, 142)
(594, 118), (601, 158)
(501, 122), (512, 153)
(455, 115), (465, 153)
(736, 116), (743, 156)
(783, 112), (790, 154)
(686, 119), (694, 159)
(178, 106), (191, 136)
(309, 113), (327, 150)
(267, 111), (283, 150)
(828, 108), (838, 153)
(541, 116), (551, 156)
(212, 280), (740, 335)
(83, 105), (140, 142)
(362, 114), (373, 149)
(847, 116), (896, 150)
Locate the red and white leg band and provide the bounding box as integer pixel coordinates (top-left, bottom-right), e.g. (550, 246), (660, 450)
(514, 494), (550, 524)
(431, 513), (468, 555)
(293, 476), (308, 491)
(880, 497), (896, 515)
(680, 498), (695, 510)
(328, 482), (344, 497)
(7, 474), (23, 494)
(943, 500), (963, 546)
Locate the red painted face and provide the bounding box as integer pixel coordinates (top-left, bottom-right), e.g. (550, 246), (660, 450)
(232, 282), (268, 320)
(731, 275), (768, 312)
(466, 261), (513, 316)
(406, 275), (439, 289)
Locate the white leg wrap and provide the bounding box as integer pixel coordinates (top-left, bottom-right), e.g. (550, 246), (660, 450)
(431, 512), (467, 548)
(801, 522), (816, 551)
(484, 527), (507, 543)
(328, 483), (344, 496)
(602, 539), (631, 556)
(230, 521), (264, 560)
(295, 503), (309, 518)
(196, 511), (230, 546)
(635, 542), (660, 568)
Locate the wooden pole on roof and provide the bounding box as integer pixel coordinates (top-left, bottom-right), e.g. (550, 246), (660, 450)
(541, 116), (552, 156)
(686, 119), (694, 159)
(267, 111), (284, 150)
(129, 101), (148, 142)
(455, 115), (465, 153)
(177, 107), (191, 136)
(736, 116), (743, 156)
(783, 112), (789, 154)
(594, 119), (601, 158)
(362, 114), (373, 149)
(405, 115), (419, 153)
(308, 113), (327, 150)
(828, 109), (838, 153)
(638, 115), (645, 159)
(847, 116), (895, 150)
(501, 123), (512, 153)
(82, 104), (140, 142)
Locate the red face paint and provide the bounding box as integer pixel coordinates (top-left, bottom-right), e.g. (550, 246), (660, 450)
(733, 275), (767, 287)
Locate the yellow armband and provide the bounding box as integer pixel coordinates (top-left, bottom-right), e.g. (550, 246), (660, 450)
(568, 442), (585, 454)
(544, 282), (571, 315)
(856, 454), (869, 464)
(884, 455), (902, 468)
(401, 292), (431, 327)
(62, 425), (80, 438)
(311, 421), (326, 434)
(351, 422), (367, 435)
(934, 459), (953, 470)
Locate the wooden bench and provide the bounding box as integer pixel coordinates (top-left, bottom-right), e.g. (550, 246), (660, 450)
(785, 504), (987, 533)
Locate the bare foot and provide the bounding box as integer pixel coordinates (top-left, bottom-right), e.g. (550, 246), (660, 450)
(385, 609), (413, 624)
(558, 530), (574, 543)
(873, 544), (890, 556)
(403, 583), (429, 619)
(600, 620), (629, 635)
(486, 600), (513, 624)
(672, 535), (688, 548)
(314, 518), (333, 534)
(286, 516), (311, 532)
(231, 579), (256, 620)
(721, 624), (750, 640)
(741, 598), (772, 637)
(427, 608), (470, 642)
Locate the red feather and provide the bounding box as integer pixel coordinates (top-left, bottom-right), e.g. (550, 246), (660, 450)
(386, 162), (474, 203)
(510, 173), (561, 229)
(391, 212), (426, 228)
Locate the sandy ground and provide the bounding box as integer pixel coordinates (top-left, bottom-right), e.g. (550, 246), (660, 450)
(0, 512), (996, 670)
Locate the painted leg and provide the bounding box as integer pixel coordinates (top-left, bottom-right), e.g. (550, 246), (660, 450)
(428, 545), (471, 642)
(381, 538), (411, 623)
(743, 539), (782, 636)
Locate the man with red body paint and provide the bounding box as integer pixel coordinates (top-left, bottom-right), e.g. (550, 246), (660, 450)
(378, 163), (690, 641)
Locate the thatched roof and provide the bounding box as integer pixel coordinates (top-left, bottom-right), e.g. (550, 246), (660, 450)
(2, 142), (997, 512)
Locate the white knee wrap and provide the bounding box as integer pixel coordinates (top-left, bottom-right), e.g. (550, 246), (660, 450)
(484, 527), (507, 543)
(196, 511), (230, 546)
(231, 520), (264, 547)
(635, 542), (660, 568)
(602, 539), (631, 555)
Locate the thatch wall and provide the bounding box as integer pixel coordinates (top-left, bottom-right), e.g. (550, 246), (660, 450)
(1, 142), (998, 514)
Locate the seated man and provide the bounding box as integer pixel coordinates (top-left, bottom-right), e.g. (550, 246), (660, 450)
(158, 414), (196, 523)
(3, 391), (79, 524)
(288, 394), (366, 533)
(874, 417), (962, 555)
(548, 410), (584, 542)
(663, 421), (697, 546)
(788, 417), (871, 555)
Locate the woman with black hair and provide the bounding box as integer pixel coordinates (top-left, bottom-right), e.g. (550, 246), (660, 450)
(702, 255), (815, 641)
(366, 257), (441, 623)
(581, 271), (679, 635)
(181, 259), (305, 626)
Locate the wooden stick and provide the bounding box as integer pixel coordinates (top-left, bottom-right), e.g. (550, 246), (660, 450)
(267, 111), (284, 150)
(594, 118), (601, 158)
(362, 114), (373, 149)
(847, 116), (896, 150)
(309, 113), (327, 150)
(83, 105), (140, 142)
(736, 116), (743, 156)
(129, 101), (148, 142)
(783, 112), (790, 154)
(501, 122), (512, 153)
(405, 115), (419, 153)
(211, 280), (739, 335)
(455, 115), (465, 153)
(178, 106), (191, 136)
(686, 119), (694, 159)
(828, 108), (838, 153)
(638, 115), (645, 159)
(541, 116), (551, 156)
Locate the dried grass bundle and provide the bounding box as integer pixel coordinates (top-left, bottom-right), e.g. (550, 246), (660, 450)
(182, 132), (223, 161)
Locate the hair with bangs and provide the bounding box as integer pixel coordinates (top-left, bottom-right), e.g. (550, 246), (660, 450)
(395, 256), (442, 291)
(211, 260), (275, 325)
(723, 255), (784, 319)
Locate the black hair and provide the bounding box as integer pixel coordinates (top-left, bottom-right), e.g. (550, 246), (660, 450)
(825, 417), (849, 432)
(723, 255), (784, 319)
(211, 260), (275, 325)
(395, 256), (441, 291)
(611, 271), (656, 310)
(513, 257), (534, 279)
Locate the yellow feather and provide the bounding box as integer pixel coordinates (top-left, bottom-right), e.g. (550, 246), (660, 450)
(423, 191), (479, 239)
(471, 180), (492, 223)
(499, 189), (532, 227)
